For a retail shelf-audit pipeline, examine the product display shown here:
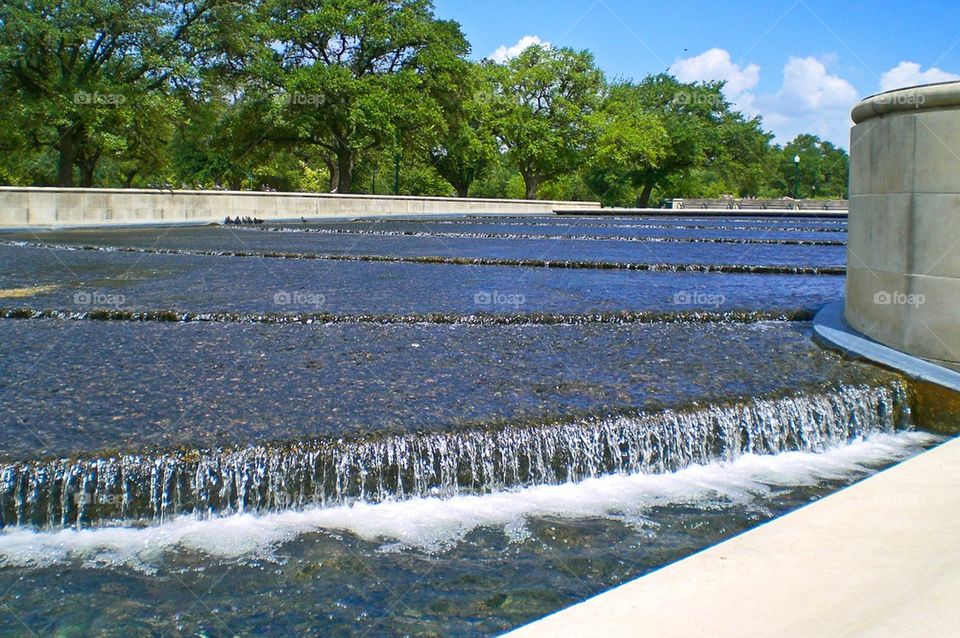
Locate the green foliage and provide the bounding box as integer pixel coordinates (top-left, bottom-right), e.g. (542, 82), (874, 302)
(429, 63), (498, 197)
(583, 82), (669, 206)
(489, 46), (605, 199)
(246, 0), (469, 193)
(770, 134), (849, 199)
(0, 1), (848, 200)
(0, 0), (234, 186)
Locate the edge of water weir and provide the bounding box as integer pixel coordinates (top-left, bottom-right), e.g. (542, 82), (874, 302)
(0, 240), (847, 275)
(0, 383), (910, 530)
(0, 306), (817, 326)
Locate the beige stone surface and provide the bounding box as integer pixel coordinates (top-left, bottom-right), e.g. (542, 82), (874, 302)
(846, 193), (912, 273)
(849, 114), (916, 197)
(911, 109), (960, 195)
(909, 194), (960, 278)
(844, 266), (910, 347)
(505, 437), (960, 638)
(846, 80), (960, 364)
(902, 273), (960, 361)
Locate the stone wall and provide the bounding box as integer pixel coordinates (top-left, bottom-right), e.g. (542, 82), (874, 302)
(670, 198), (847, 211)
(845, 81), (960, 366)
(0, 188), (599, 227)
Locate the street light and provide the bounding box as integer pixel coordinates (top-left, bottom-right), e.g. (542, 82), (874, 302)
(793, 155), (801, 199)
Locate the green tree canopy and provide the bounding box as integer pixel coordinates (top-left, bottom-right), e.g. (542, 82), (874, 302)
(489, 45), (605, 199)
(772, 134), (849, 199)
(583, 81), (669, 206)
(0, 0), (236, 186)
(428, 61), (498, 197)
(0, 0), (851, 200)
(246, 0), (469, 194)
(610, 74), (759, 207)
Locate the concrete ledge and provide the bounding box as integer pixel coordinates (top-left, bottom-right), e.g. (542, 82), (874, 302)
(557, 208), (847, 218)
(0, 187), (599, 228)
(505, 433), (960, 637)
(852, 80), (960, 124)
(814, 300), (960, 392)
(815, 300), (960, 434)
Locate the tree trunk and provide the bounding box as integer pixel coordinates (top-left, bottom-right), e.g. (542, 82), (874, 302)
(522, 172), (538, 200)
(455, 183), (469, 198)
(336, 149), (354, 194)
(56, 129), (77, 187)
(79, 151), (100, 187)
(638, 182), (655, 208)
(323, 155), (339, 193)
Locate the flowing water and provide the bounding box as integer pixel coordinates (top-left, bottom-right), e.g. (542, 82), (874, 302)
(0, 213), (948, 637)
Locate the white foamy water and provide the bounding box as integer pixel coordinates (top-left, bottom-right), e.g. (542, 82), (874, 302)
(0, 431), (938, 571)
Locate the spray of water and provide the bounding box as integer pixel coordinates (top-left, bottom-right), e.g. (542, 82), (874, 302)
(1, 384), (907, 530)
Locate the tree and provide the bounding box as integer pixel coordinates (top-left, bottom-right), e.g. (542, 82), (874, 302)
(490, 46), (605, 199)
(0, 0), (235, 186)
(771, 134), (849, 199)
(249, 0), (469, 194)
(584, 82), (669, 206)
(428, 62), (498, 197)
(613, 75), (729, 208)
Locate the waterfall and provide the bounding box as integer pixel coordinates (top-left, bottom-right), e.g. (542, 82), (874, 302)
(0, 383), (907, 530)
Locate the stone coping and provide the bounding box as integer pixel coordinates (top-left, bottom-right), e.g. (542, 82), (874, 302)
(0, 186), (599, 208)
(814, 300), (960, 392)
(851, 80), (960, 124)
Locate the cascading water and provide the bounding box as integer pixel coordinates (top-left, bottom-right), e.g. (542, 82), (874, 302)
(1, 383), (908, 530)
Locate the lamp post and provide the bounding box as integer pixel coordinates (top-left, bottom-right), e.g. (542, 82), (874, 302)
(793, 154), (801, 199)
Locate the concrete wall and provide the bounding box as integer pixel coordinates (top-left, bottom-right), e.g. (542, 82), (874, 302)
(558, 207), (846, 218)
(671, 197), (848, 211)
(845, 81), (960, 366)
(0, 187), (599, 228)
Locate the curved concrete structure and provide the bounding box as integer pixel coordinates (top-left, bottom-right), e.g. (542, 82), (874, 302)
(846, 81), (960, 366)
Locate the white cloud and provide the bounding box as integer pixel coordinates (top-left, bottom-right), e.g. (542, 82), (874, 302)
(669, 48), (760, 98)
(669, 50), (858, 147)
(880, 61), (959, 92)
(752, 56), (858, 147)
(775, 56), (859, 111)
(488, 35), (550, 64)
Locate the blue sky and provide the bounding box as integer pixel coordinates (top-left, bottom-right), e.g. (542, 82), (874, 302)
(433, 0), (960, 147)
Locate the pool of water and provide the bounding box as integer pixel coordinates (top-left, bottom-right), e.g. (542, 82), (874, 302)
(0, 213), (945, 637)
(4, 225), (846, 268)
